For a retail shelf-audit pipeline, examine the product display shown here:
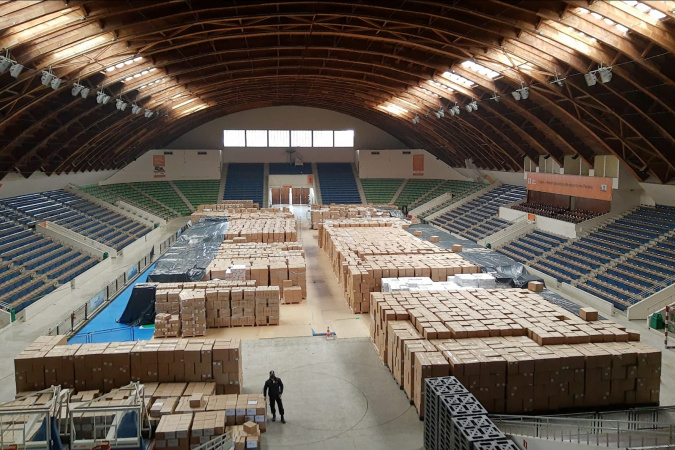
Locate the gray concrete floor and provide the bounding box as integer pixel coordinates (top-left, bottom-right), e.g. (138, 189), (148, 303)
(242, 337), (424, 449)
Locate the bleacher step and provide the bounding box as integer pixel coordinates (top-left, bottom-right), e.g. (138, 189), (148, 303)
(390, 179), (408, 204)
(169, 181), (195, 212)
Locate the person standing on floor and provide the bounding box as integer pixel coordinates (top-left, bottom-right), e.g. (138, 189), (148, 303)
(263, 370), (285, 423)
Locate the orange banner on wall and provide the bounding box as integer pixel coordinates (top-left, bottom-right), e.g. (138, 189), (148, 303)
(412, 154), (424, 176)
(526, 172), (612, 201)
(308, 175), (313, 185)
(153, 154), (166, 178)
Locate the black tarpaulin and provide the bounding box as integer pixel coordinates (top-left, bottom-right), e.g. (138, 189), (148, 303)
(147, 217), (229, 283)
(486, 265), (544, 289)
(117, 284), (156, 326)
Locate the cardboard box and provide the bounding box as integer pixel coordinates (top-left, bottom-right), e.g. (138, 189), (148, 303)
(580, 308), (599, 321)
(527, 281), (544, 292)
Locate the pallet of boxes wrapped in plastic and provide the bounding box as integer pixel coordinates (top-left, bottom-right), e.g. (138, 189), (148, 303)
(369, 289), (662, 416)
(15, 337), (243, 395)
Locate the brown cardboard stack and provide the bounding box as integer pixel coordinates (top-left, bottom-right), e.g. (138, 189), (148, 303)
(310, 204), (400, 229)
(156, 288), (181, 314)
(368, 289), (662, 415)
(320, 222), (478, 313)
(233, 394), (266, 431)
(150, 397), (179, 418)
(205, 289), (230, 328)
(155, 314), (181, 338)
(212, 339), (243, 394)
(206, 395), (238, 424)
(180, 290), (207, 337)
(155, 414), (193, 450)
(190, 411), (226, 449)
(255, 286), (281, 325)
(231, 287), (255, 326)
(15, 337), (243, 396)
(227, 424), (261, 450)
(206, 241), (307, 297)
(14, 335), (67, 392)
(225, 216), (298, 242)
(43, 343), (80, 390)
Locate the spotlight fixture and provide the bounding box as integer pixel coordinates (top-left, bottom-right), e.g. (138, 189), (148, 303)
(412, 114), (420, 124)
(465, 99), (478, 112)
(597, 66), (612, 83)
(144, 108), (153, 118)
(41, 70), (55, 87)
(9, 63), (23, 78)
(511, 83), (529, 100)
(50, 77), (62, 90)
(96, 90), (111, 104)
(434, 108), (445, 119)
(448, 104), (460, 116)
(80, 87), (90, 98)
(584, 72), (597, 86)
(550, 70), (565, 87)
(71, 84), (84, 96)
(115, 98), (128, 111)
(0, 56), (12, 73)
(131, 104), (142, 114)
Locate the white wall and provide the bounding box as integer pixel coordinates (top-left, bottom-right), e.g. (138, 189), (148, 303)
(166, 106), (407, 164)
(639, 182), (675, 207)
(358, 149), (471, 179)
(454, 168), (527, 186)
(0, 170), (116, 199)
(101, 150), (221, 184)
(268, 174), (313, 187)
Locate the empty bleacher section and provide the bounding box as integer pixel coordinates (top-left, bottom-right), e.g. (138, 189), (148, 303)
(394, 179), (442, 208)
(497, 230), (568, 263)
(81, 183), (179, 220)
(0, 212), (100, 312)
(127, 182), (191, 216)
(0, 190), (151, 250)
(269, 163), (312, 174)
(512, 201), (603, 223)
(408, 180), (482, 211)
(316, 163), (361, 204)
(360, 179), (403, 204)
(223, 163), (265, 205)
(173, 180), (220, 208)
(430, 185), (527, 241)
(572, 205), (675, 310)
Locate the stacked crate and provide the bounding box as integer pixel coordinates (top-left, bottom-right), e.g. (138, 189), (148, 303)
(225, 216), (297, 242)
(155, 414), (193, 450)
(255, 286), (280, 325)
(310, 204), (400, 229)
(190, 411), (226, 449)
(156, 288), (181, 314)
(179, 290), (207, 337)
(369, 289), (662, 415)
(424, 377), (516, 450)
(15, 337), (242, 395)
(205, 289), (231, 328)
(155, 313), (181, 338)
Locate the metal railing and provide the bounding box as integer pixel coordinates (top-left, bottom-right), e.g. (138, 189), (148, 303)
(48, 224), (188, 337)
(491, 414), (675, 448)
(192, 432), (234, 450)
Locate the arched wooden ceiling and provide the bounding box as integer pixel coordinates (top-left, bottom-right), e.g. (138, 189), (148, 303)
(0, 1), (673, 181)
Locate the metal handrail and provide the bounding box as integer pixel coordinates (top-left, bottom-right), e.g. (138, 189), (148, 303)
(491, 414), (675, 448)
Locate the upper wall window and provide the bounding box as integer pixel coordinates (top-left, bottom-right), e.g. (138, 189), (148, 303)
(223, 130), (246, 147)
(223, 129), (355, 148)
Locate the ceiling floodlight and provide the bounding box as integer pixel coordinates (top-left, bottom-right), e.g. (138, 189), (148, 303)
(144, 108), (153, 118)
(131, 104), (142, 114)
(96, 90), (111, 104)
(71, 84), (83, 96)
(512, 83), (529, 100)
(0, 56), (12, 73)
(450, 104), (460, 116)
(41, 71), (55, 87)
(412, 114), (420, 124)
(520, 87), (529, 99)
(511, 90), (521, 100)
(597, 66), (612, 83)
(465, 99), (478, 112)
(434, 108), (445, 119)
(80, 87), (90, 98)
(116, 98), (128, 111)
(584, 72), (597, 86)
(9, 63), (23, 78)
(50, 77), (62, 90)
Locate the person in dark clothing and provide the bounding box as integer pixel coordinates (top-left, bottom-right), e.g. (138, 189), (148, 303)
(263, 370), (285, 423)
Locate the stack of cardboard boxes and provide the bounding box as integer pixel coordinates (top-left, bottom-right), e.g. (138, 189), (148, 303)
(156, 414), (194, 450)
(310, 204), (399, 229)
(230, 287), (256, 326)
(319, 221), (478, 313)
(226, 216), (298, 243)
(179, 291), (207, 337)
(205, 289), (231, 328)
(205, 241), (307, 298)
(15, 337), (243, 396)
(190, 411), (226, 448)
(369, 289), (662, 416)
(155, 314), (181, 338)
(255, 286), (280, 325)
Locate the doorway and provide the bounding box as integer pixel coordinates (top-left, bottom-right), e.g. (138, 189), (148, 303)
(270, 186), (311, 205)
